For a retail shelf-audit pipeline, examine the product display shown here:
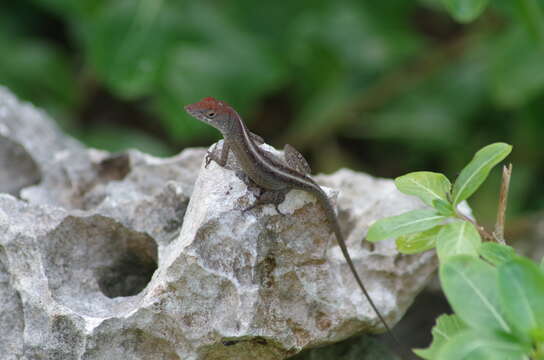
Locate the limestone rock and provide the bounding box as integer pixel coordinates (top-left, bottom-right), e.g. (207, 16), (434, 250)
(0, 86), (436, 359)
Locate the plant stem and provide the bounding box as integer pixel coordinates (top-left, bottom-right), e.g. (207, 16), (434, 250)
(493, 164), (512, 245)
(456, 212), (495, 242)
(455, 164), (513, 244)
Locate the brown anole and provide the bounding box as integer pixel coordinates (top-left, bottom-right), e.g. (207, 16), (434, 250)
(185, 97), (401, 349)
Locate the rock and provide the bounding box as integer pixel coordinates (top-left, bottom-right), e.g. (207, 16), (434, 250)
(0, 86), (436, 359)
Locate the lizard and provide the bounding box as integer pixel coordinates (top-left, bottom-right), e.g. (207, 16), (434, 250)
(184, 96), (401, 348)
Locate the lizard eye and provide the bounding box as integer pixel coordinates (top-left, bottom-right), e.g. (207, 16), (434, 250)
(206, 111), (216, 118)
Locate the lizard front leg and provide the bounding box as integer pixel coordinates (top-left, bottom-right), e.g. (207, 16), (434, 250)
(205, 141), (230, 168)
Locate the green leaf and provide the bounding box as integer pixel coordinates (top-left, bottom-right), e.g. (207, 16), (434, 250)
(491, 27), (544, 108)
(28, 0), (104, 19)
(437, 330), (528, 360)
(79, 124), (173, 156)
(440, 255), (510, 332)
(155, 2), (285, 142)
(281, 1), (423, 146)
(442, 0), (490, 23)
(512, 0), (544, 51)
(413, 314), (467, 360)
(395, 171), (452, 207)
(0, 34), (79, 120)
(364, 53), (487, 149)
(367, 209), (446, 243)
(436, 221), (481, 262)
(396, 225), (442, 254)
(433, 199), (455, 216)
(82, 0), (177, 99)
(479, 243), (516, 266)
(499, 258), (544, 342)
(452, 143), (512, 205)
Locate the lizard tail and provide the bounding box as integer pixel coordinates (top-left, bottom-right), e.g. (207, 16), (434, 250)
(316, 190), (407, 357)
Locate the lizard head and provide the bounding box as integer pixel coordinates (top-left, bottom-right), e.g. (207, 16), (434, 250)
(184, 97), (238, 134)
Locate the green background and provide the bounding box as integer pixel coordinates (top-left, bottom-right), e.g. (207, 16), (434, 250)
(1, 0), (543, 357)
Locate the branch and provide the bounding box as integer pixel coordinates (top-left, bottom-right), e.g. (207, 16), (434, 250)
(457, 212), (495, 242)
(493, 164), (513, 245)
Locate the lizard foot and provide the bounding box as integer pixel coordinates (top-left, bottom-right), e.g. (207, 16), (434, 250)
(242, 189), (287, 215)
(205, 146), (218, 168)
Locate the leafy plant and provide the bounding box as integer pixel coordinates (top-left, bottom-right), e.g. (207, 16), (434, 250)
(368, 143), (544, 359)
(415, 255), (544, 359)
(441, 0), (490, 23)
(367, 142), (512, 262)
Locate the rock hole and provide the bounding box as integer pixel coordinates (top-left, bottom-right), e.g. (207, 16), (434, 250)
(96, 153), (131, 182)
(0, 135), (41, 195)
(222, 340), (239, 346)
(69, 153), (131, 210)
(43, 215), (158, 316)
(362, 240), (375, 252)
(253, 337), (268, 345)
(97, 250), (157, 298)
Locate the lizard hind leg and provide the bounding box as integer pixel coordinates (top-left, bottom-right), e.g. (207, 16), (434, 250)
(283, 144), (311, 174)
(243, 189), (288, 215)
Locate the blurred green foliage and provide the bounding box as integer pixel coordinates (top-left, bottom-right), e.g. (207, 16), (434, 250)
(1, 0), (544, 226)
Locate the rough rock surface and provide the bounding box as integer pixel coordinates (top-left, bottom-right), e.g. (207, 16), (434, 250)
(0, 86), (436, 359)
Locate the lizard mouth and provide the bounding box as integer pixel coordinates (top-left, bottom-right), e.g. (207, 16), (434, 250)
(184, 106), (209, 123)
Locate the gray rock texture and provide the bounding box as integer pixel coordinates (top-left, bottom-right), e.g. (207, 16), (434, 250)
(0, 86), (436, 359)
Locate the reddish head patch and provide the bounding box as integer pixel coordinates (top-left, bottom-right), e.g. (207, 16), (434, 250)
(184, 97), (236, 117)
